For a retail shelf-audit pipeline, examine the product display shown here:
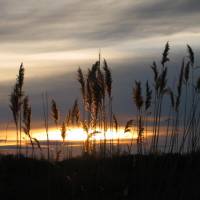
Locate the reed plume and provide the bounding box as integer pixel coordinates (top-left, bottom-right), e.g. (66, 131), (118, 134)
(103, 59), (112, 98)
(17, 63), (25, 154)
(161, 42), (170, 67)
(187, 44), (194, 67)
(77, 67), (86, 99)
(51, 99), (59, 127)
(124, 120), (133, 133)
(71, 99), (80, 126)
(10, 63), (25, 155)
(150, 43), (170, 153)
(77, 67), (86, 119)
(151, 62), (158, 84)
(145, 81), (152, 111)
(133, 81), (144, 154)
(86, 71), (92, 120)
(133, 81), (143, 110)
(103, 59), (113, 156)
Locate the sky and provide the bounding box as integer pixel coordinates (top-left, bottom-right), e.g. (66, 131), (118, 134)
(0, 0), (200, 138)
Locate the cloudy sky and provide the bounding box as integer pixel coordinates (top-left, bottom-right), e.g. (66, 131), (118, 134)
(0, 0), (200, 136)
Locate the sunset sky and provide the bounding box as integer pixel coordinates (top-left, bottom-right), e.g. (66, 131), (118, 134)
(0, 0), (200, 139)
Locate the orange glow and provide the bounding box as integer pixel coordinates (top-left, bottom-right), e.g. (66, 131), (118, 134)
(0, 126), (156, 143)
(33, 127), (138, 141)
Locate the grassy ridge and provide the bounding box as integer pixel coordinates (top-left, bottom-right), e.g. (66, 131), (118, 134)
(0, 154), (199, 200)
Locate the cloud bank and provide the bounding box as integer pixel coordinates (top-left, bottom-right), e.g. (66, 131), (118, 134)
(0, 0), (200, 131)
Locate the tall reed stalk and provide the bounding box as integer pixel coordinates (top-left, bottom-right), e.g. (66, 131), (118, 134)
(133, 81), (144, 154)
(149, 43), (169, 153)
(42, 92), (50, 160)
(10, 63), (25, 156)
(23, 96), (34, 157)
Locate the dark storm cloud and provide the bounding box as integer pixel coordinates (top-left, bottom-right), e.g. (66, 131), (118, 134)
(0, 0), (199, 52)
(0, 0), (200, 128)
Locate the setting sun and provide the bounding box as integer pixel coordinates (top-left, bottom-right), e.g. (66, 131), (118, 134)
(33, 127), (137, 141)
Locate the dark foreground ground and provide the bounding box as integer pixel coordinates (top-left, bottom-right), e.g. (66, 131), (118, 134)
(0, 154), (200, 200)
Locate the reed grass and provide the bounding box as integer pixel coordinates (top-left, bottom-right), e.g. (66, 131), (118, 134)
(10, 63), (25, 156)
(7, 42), (200, 159)
(23, 96), (34, 157)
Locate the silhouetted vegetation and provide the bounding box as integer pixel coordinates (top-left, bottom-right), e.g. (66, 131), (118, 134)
(0, 154), (200, 200)
(1, 43), (200, 199)
(6, 43), (200, 159)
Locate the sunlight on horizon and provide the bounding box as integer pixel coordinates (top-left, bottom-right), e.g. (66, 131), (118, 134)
(0, 126), (145, 143)
(30, 127), (139, 141)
